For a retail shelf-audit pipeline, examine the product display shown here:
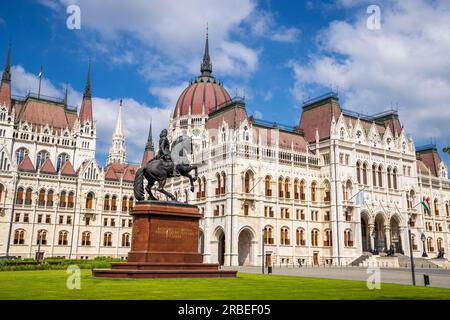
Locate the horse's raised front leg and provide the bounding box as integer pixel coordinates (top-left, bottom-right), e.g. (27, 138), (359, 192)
(187, 173), (195, 192)
(188, 165), (198, 182)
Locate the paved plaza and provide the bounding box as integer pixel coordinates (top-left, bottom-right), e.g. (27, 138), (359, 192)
(224, 266), (450, 289)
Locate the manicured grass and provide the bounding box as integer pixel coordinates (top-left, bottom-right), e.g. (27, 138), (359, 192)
(1, 270), (450, 300)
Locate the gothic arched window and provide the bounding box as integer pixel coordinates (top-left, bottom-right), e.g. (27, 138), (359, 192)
(56, 153), (70, 171)
(36, 150), (49, 169)
(15, 148), (29, 165)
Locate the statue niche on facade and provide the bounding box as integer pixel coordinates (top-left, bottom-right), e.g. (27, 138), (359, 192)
(134, 129), (198, 201)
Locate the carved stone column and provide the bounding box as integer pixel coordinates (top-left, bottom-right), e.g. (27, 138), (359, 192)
(385, 226), (391, 251)
(369, 224), (375, 252)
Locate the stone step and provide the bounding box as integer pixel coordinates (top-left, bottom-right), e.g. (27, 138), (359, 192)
(110, 262), (221, 271)
(92, 268), (237, 279)
(350, 253), (371, 266)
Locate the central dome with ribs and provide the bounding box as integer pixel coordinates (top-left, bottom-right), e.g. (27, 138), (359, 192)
(172, 33), (231, 119)
(173, 76), (231, 118)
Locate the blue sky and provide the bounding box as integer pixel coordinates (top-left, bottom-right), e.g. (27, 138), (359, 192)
(0, 0), (449, 168)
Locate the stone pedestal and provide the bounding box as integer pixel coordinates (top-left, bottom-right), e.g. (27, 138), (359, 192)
(93, 201), (237, 278)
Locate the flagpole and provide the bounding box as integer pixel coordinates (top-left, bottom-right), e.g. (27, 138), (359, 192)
(38, 66), (43, 99)
(348, 186), (367, 202)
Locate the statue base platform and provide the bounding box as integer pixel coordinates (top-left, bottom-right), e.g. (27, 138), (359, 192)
(92, 201), (236, 279)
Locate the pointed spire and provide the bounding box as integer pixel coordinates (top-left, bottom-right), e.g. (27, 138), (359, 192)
(114, 99), (124, 136)
(79, 63), (93, 123)
(145, 120), (154, 151)
(142, 120), (155, 166)
(2, 46), (11, 82)
(107, 99), (127, 165)
(83, 62), (91, 98)
(63, 83), (68, 107)
(200, 24), (212, 77)
(0, 46), (12, 111)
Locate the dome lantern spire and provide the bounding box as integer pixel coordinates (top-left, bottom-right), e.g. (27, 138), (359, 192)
(200, 23), (212, 77)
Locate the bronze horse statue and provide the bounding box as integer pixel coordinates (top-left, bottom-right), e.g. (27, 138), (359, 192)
(134, 136), (198, 201)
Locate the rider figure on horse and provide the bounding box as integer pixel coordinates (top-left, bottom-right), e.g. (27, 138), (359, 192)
(154, 129), (179, 177)
(134, 128), (197, 201)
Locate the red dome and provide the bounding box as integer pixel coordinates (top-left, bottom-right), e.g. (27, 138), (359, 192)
(173, 76), (231, 119)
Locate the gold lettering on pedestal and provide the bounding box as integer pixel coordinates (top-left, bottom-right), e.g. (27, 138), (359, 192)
(133, 223), (140, 235)
(155, 226), (196, 240)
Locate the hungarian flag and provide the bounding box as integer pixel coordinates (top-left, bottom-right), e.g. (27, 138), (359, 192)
(421, 199), (431, 215)
(355, 191), (364, 205)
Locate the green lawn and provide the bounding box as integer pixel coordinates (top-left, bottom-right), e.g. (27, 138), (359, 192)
(1, 270), (450, 300)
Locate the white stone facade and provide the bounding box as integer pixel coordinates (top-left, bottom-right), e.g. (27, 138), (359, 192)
(166, 97), (450, 267)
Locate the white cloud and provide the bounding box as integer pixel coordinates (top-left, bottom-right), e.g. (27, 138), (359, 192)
(36, 0), (62, 11)
(54, 0), (259, 78)
(253, 110), (263, 119)
(149, 83), (188, 109)
(263, 90), (273, 101)
(290, 0), (450, 144)
(138, 54), (185, 82)
(93, 97), (171, 164)
(248, 10), (301, 43)
(270, 27), (301, 43)
(215, 41), (259, 75)
(11, 64), (170, 164)
(11, 65), (61, 98)
(110, 51), (137, 65)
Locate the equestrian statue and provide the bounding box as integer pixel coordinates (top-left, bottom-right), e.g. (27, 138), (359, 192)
(133, 129), (198, 201)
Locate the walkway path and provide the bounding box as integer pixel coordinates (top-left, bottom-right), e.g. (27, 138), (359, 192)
(223, 266), (450, 289)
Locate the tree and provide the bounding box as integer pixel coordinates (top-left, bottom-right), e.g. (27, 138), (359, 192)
(443, 147), (450, 155)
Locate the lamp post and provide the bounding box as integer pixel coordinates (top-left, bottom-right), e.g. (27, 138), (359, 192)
(262, 228), (265, 274)
(421, 233), (428, 258)
(36, 230), (43, 264)
(407, 217), (416, 286)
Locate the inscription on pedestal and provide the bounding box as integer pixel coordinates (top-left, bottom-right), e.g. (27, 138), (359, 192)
(155, 226), (196, 240)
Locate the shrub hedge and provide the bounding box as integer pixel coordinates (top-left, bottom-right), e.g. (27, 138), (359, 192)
(0, 257), (124, 271)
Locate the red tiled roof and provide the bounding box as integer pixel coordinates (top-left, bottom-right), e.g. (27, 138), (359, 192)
(344, 117), (386, 136)
(123, 165), (139, 182)
(416, 159), (431, 175)
(279, 131), (307, 151)
(66, 112), (78, 129)
(60, 161), (76, 176)
(40, 158), (56, 173)
(18, 155), (35, 172)
(382, 117), (402, 136)
(12, 100), (24, 116)
(78, 160), (90, 174)
(108, 163), (128, 174)
(206, 105), (248, 144)
(79, 96), (93, 124)
(16, 98), (76, 130)
(105, 166), (119, 180)
(299, 97), (341, 142)
(0, 81), (11, 111)
(417, 149), (442, 177)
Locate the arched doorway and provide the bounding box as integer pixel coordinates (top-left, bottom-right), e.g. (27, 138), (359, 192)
(374, 214), (386, 254)
(238, 228), (253, 266)
(216, 229), (225, 266)
(390, 216), (402, 253)
(361, 214), (370, 252)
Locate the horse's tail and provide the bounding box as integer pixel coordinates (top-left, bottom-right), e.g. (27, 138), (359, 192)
(134, 167), (145, 201)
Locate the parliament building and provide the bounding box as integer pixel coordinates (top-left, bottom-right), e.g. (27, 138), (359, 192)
(0, 36), (449, 267)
